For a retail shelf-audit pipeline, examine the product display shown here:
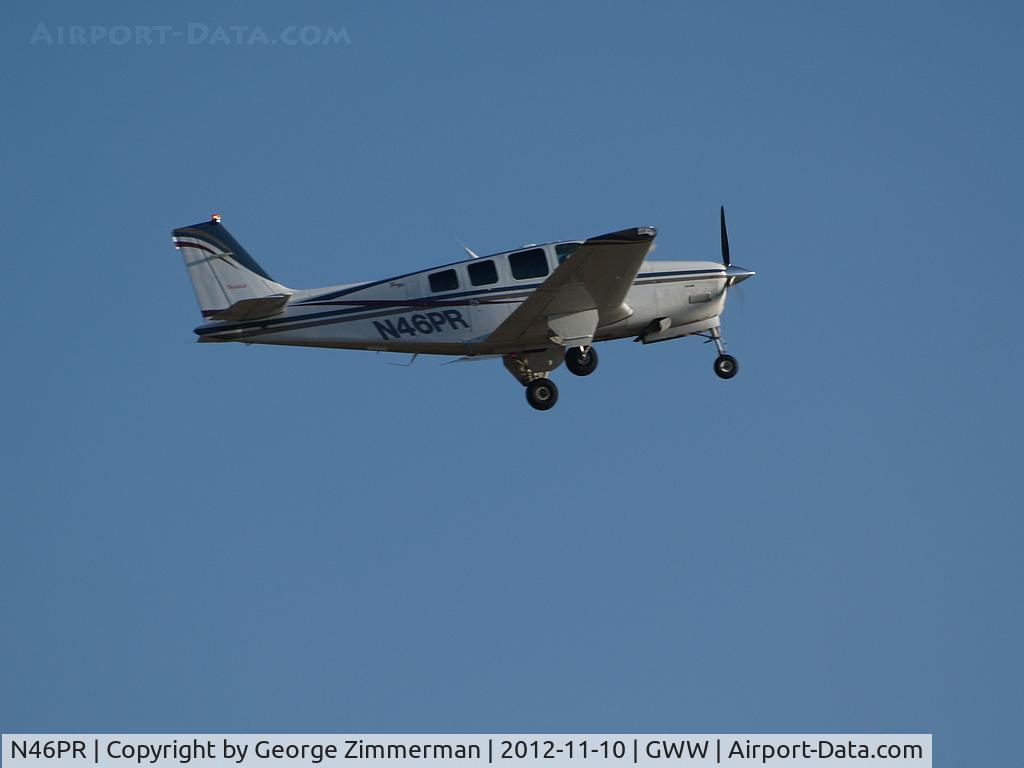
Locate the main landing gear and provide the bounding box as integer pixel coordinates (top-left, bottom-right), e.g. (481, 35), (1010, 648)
(504, 345), (599, 411)
(503, 349), (564, 411)
(565, 345), (598, 376)
(525, 378), (558, 410)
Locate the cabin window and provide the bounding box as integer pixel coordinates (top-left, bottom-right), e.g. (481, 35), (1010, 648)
(556, 243), (580, 264)
(468, 259), (498, 286)
(429, 269), (459, 293)
(509, 248), (549, 280)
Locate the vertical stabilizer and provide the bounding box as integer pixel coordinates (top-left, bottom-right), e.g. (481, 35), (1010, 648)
(172, 215), (290, 318)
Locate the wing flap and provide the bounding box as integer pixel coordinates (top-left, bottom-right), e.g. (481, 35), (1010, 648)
(547, 309), (599, 347)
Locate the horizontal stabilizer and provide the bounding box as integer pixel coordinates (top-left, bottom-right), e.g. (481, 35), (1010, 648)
(208, 293), (291, 322)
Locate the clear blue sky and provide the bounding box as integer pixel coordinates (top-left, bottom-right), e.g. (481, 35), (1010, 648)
(2, 1), (1021, 764)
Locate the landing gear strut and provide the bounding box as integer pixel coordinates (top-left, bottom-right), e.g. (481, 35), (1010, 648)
(705, 327), (739, 380)
(565, 345), (598, 376)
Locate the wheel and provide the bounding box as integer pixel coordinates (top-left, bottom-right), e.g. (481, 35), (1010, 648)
(525, 378), (559, 410)
(714, 354), (738, 380)
(565, 345), (598, 376)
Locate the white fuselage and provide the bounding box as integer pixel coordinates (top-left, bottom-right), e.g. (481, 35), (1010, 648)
(195, 242), (729, 355)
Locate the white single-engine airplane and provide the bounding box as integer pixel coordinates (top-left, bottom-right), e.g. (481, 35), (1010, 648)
(172, 210), (754, 410)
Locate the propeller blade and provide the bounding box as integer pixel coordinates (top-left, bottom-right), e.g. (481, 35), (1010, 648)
(732, 281), (747, 314)
(720, 205), (731, 267)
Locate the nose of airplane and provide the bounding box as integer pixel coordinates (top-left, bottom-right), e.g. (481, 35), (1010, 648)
(725, 264), (756, 286)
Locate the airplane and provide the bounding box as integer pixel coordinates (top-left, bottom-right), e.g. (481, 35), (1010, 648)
(171, 209), (755, 410)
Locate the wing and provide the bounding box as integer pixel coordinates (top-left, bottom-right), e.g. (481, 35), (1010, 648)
(485, 226), (655, 349)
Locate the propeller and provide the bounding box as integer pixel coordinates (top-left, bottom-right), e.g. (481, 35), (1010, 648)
(720, 205), (731, 268)
(719, 205), (755, 287)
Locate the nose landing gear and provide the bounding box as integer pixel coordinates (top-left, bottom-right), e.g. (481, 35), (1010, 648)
(703, 326), (739, 380)
(714, 353), (738, 379)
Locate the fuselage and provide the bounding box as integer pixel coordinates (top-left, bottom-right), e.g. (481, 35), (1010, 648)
(194, 240), (729, 355)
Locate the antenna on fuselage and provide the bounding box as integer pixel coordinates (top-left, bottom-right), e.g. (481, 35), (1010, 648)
(456, 237), (479, 259)
(386, 353), (419, 367)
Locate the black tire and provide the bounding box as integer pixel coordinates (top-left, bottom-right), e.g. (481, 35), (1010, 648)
(565, 346), (599, 377)
(714, 354), (739, 380)
(525, 378), (559, 410)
